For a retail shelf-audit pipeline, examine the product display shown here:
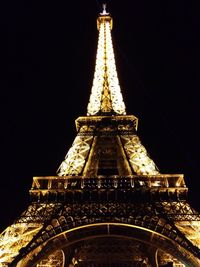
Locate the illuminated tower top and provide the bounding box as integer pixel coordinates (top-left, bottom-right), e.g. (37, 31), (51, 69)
(1, 5), (200, 267)
(87, 4), (126, 116)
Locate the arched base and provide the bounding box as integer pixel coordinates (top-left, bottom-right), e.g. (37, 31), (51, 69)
(16, 223), (199, 267)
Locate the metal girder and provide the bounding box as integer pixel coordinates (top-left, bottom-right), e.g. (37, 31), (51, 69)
(8, 201), (200, 266)
(17, 203), (62, 223)
(36, 250), (65, 267)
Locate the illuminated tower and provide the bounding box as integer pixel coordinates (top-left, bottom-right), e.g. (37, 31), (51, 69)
(1, 4), (200, 267)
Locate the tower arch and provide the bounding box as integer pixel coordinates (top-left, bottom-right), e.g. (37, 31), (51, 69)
(16, 222), (199, 267)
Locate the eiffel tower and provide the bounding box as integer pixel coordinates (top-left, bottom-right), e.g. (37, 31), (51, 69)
(1, 4), (200, 267)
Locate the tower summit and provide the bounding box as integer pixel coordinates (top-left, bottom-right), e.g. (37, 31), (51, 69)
(57, 5), (158, 177)
(87, 3), (126, 115)
(1, 4), (200, 267)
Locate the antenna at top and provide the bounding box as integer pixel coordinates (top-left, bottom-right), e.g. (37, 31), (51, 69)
(100, 3), (109, 15)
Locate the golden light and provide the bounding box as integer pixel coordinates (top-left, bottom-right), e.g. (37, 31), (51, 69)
(87, 14), (126, 116)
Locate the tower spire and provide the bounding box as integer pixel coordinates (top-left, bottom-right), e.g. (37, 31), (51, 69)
(101, 3), (108, 15)
(87, 6), (126, 115)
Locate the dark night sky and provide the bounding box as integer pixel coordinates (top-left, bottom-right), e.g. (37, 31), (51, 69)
(0, 0), (200, 231)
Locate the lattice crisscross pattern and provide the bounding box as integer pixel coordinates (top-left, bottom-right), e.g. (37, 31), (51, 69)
(121, 134), (159, 175)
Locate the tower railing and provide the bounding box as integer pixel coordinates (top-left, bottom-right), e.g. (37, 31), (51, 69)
(30, 174), (188, 203)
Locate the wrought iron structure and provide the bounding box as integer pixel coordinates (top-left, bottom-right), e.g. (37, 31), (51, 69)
(1, 4), (200, 267)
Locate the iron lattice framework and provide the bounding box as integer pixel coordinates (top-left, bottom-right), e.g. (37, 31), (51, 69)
(1, 5), (200, 267)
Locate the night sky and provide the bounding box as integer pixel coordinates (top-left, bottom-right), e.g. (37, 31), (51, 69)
(1, 0), (200, 231)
